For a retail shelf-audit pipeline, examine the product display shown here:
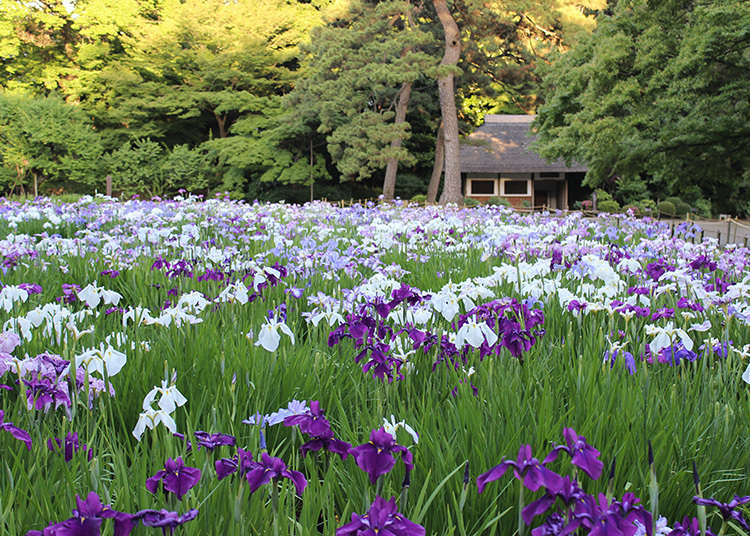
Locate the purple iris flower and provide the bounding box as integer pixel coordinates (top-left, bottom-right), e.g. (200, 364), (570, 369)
(650, 307), (674, 320)
(545, 428), (604, 480)
(215, 448), (255, 480)
(605, 349), (637, 375)
(567, 300), (587, 313)
(245, 452), (307, 496)
(26, 491), (129, 536)
(139, 508), (199, 534)
(657, 344), (697, 366)
(23, 376), (71, 412)
(19, 282), (43, 294)
(48, 432), (94, 462)
(689, 255), (717, 272)
(194, 431), (236, 451)
(283, 400), (332, 437)
(668, 516), (715, 536)
(146, 457), (201, 501)
(349, 428), (414, 485)
(0, 410), (32, 450)
(521, 476), (586, 525)
(300, 435), (352, 460)
(693, 495), (750, 532)
(571, 492), (652, 536)
(336, 496), (425, 536)
(531, 511), (567, 536)
(477, 444), (562, 494)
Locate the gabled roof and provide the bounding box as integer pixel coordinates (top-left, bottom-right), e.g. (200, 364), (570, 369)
(460, 115), (587, 174)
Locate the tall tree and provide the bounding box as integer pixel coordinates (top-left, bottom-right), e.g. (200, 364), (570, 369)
(0, 94), (104, 194)
(433, 0), (462, 204)
(534, 0), (750, 214)
(281, 0), (437, 194)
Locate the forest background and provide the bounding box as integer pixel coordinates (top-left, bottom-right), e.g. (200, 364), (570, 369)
(0, 0), (748, 215)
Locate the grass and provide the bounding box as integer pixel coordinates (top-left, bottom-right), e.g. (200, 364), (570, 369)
(0, 198), (747, 535)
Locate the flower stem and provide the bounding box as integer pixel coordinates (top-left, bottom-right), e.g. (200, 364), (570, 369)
(271, 481), (279, 536)
(517, 481), (525, 536)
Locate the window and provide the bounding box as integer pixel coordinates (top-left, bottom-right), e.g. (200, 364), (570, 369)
(500, 178), (530, 196)
(469, 179), (496, 195)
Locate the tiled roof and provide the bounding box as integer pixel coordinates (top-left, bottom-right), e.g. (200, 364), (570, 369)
(460, 115), (587, 173)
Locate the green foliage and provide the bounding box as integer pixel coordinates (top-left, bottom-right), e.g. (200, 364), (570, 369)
(488, 196), (511, 207)
(282, 1), (438, 183)
(638, 198), (656, 216)
(410, 193), (427, 204)
(693, 198), (712, 219)
(0, 93), (104, 194)
(535, 0), (750, 215)
(597, 199), (620, 213)
(664, 197), (690, 218)
(593, 188), (612, 202)
(463, 197), (480, 207)
(658, 200), (676, 218)
(614, 176), (648, 205)
(104, 139), (213, 196)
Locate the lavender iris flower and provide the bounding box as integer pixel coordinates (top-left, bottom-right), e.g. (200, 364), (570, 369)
(0, 409), (32, 450)
(477, 444), (562, 494)
(146, 457), (201, 501)
(336, 496), (425, 536)
(349, 428), (414, 484)
(245, 452), (307, 496)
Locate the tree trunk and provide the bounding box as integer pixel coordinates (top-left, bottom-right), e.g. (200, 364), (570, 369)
(426, 123), (444, 203)
(433, 0), (462, 205)
(215, 113), (228, 138)
(382, 80), (413, 201)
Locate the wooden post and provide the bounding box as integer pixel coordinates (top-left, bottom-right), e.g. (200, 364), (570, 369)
(700, 230), (704, 243)
(717, 231), (721, 245)
(106, 175), (112, 197)
(744, 237), (748, 248)
(727, 220), (731, 244)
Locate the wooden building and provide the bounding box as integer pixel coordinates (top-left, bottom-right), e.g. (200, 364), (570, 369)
(460, 115), (588, 210)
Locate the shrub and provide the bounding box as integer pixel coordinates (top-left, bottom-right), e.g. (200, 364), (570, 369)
(664, 196), (690, 217)
(638, 199), (657, 215)
(410, 194), (427, 204)
(463, 197), (480, 208)
(594, 188), (613, 202)
(658, 200), (676, 217)
(487, 196), (511, 207)
(597, 199), (621, 213)
(693, 199), (712, 219)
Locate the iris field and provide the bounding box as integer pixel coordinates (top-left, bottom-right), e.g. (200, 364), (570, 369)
(0, 196), (748, 535)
